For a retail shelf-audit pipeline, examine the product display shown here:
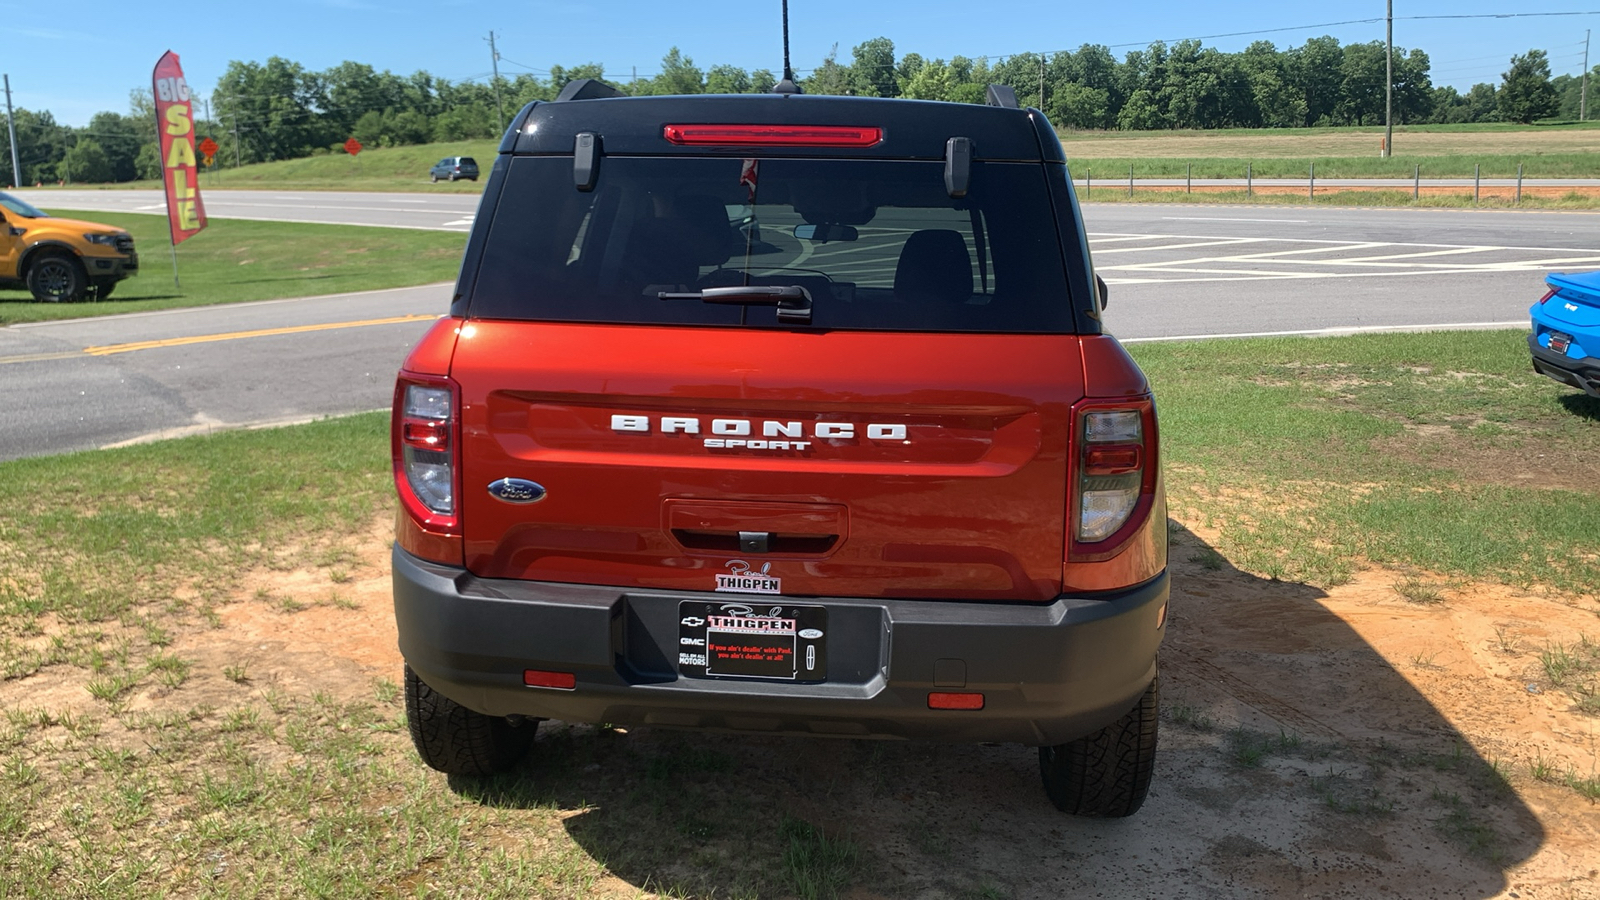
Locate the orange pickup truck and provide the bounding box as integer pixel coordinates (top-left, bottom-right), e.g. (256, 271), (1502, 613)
(0, 192), (138, 302)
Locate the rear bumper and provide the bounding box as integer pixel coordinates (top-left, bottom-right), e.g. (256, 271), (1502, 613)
(1529, 333), (1600, 398)
(393, 545), (1167, 746)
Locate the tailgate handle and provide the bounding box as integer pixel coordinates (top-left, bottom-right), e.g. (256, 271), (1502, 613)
(671, 529), (838, 555)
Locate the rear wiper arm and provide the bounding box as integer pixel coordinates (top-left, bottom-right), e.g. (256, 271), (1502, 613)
(659, 285), (813, 324)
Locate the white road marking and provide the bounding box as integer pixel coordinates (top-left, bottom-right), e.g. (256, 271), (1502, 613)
(1094, 230), (1600, 254)
(1160, 217), (1310, 224)
(1088, 235), (1172, 245)
(1120, 321), (1527, 342)
(1094, 233), (1600, 285)
(1105, 266), (1573, 285)
(1092, 237), (1266, 255)
(440, 218), (475, 228)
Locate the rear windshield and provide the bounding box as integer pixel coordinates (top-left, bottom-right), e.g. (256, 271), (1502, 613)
(460, 158), (477, 166)
(467, 155), (1076, 332)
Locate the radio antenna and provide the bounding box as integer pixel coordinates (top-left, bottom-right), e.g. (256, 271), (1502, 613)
(773, 0), (802, 93)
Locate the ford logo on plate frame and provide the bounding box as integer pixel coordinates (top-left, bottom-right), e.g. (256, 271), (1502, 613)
(487, 478), (547, 504)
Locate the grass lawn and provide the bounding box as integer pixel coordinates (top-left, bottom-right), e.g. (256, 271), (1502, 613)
(0, 211), (465, 326)
(1135, 329), (1600, 594)
(1063, 121), (1600, 180)
(1077, 187), (1600, 209)
(39, 140), (499, 195)
(1061, 120), (1600, 160)
(1068, 153), (1600, 180)
(0, 328), (1594, 896)
(34, 124), (1600, 199)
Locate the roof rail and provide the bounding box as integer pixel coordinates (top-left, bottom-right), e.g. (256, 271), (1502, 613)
(985, 84), (1019, 109)
(555, 79), (623, 102)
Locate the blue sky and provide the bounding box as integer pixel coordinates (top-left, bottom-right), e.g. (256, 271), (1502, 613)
(5, 0), (1598, 126)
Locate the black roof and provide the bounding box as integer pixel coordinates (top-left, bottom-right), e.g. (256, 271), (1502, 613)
(500, 93), (1063, 163)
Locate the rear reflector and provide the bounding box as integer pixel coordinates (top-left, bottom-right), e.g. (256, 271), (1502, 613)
(928, 692), (985, 710)
(402, 419), (449, 450)
(1086, 444), (1142, 475)
(663, 124), (883, 147)
(523, 669), (576, 690)
(1538, 288), (1558, 305)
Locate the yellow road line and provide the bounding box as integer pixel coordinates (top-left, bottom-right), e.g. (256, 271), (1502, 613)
(0, 350), (86, 366)
(80, 314), (440, 356)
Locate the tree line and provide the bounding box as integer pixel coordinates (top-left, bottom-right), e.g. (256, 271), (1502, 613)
(2, 36), (1593, 187)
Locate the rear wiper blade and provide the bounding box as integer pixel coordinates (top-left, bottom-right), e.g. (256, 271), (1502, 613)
(659, 285), (813, 324)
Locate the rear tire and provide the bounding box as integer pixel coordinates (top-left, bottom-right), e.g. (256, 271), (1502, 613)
(1038, 672), (1158, 817)
(404, 665), (537, 775)
(27, 252), (87, 303)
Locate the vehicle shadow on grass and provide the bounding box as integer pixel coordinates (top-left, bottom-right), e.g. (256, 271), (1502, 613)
(1557, 391), (1600, 421)
(451, 523), (1544, 899)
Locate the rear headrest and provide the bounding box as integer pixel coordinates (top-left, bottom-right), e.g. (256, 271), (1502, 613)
(894, 229), (972, 305)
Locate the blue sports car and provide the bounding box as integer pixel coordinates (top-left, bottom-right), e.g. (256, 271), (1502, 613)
(1530, 270), (1600, 399)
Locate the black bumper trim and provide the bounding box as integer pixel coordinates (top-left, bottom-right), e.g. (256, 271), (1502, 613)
(1529, 334), (1600, 398)
(393, 546), (1167, 746)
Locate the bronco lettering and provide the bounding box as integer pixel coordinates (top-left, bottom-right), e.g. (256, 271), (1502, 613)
(610, 414), (906, 445)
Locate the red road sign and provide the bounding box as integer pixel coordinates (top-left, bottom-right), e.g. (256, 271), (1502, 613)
(198, 137), (218, 158)
(344, 138), (363, 156)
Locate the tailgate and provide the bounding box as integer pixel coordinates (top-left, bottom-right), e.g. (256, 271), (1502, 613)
(454, 321), (1084, 601)
(1544, 271), (1600, 330)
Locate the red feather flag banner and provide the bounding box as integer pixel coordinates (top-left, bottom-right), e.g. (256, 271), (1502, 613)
(152, 51), (207, 248)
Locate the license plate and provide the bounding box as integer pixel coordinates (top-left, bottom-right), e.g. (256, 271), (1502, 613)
(1549, 332), (1572, 354)
(678, 601), (827, 682)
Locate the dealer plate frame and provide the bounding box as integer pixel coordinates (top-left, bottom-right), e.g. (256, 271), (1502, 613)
(677, 601), (828, 682)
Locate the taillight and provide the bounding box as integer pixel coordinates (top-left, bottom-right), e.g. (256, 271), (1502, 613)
(1537, 288), (1558, 305)
(393, 374), (460, 535)
(662, 124), (884, 147)
(1078, 408), (1144, 542)
(1069, 399), (1159, 563)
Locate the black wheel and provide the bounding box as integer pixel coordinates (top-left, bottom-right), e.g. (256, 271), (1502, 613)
(404, 665), (536, 775)
(448, 173), (458, 182)
(91, 280), (116, 300)
(468, 176), (478, 181)
(430, 174), (439, 183)
(27, 252), (88, 303)
(1039, 673), (1158, 817)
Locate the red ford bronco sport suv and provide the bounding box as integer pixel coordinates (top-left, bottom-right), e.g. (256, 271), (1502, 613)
(392, 80), (1167, 817)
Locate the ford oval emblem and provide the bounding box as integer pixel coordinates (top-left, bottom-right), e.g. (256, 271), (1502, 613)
(487, 478), (546, 504)
(799, 628), (823, 639)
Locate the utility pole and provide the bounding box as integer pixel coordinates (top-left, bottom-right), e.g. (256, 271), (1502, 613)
(3, 74), (20, 189)
(486, 32), (505, 127)
(1039, 53), (1046, 111)
(1383, 0), (1394, 157)
(227, 99), (243, 169)
(1583, 29), (1591, 122)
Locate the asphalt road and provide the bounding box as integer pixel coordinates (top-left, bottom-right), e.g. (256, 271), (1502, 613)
(0, 285), (446, 460)
(11, 188), (482, 232)
(1, 193), (1594, 460)
(1087, 205), (1598, 340)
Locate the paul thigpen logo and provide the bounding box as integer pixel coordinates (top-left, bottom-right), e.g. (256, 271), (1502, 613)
(715, 560), (781, 594)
